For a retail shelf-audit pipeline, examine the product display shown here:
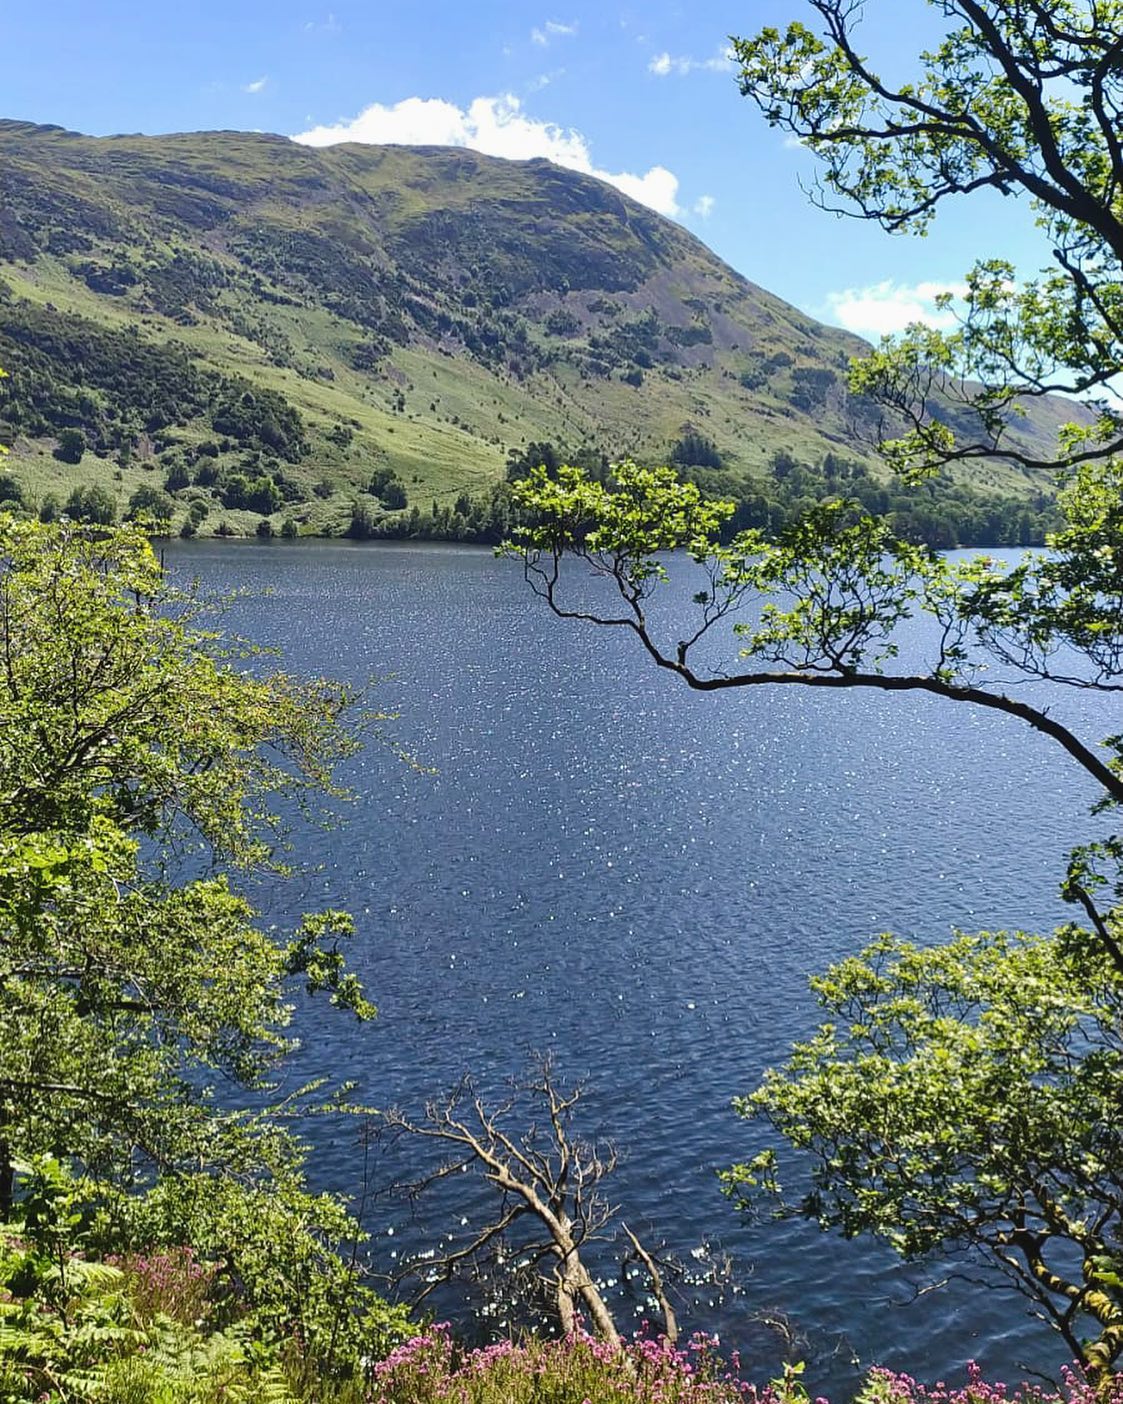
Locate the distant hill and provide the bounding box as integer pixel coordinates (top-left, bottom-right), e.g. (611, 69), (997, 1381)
(0, 120), (1085, 541)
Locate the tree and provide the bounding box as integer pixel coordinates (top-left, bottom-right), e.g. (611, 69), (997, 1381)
(246, 474), (283, 516)
(506, 441), (562, 483)
(0, 515), (370, 1169)
(732, 1), (1123, 481)
(0, 515), (405, 1368)
(347, 498), (378, 539)
(221, 471), (282, 515)
(126, 482), (174, 526)
(502, 4), (1123, 1371)
(64, 482), (116, 525)
(728, 928), (1123, 1377)
(506, 474), (1123, 1375)
(381, 479), (408, 511)
(163, 457), (191, 492)
(54, 427), (85, 464)
(383, 1058), (681, 1349)
(671, 432), (722, 471)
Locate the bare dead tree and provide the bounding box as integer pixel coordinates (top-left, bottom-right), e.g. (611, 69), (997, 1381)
(380, 1058), (679, 1347)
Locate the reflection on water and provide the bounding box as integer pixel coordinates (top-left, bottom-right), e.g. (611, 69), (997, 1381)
(165, 539), (1110, 1396)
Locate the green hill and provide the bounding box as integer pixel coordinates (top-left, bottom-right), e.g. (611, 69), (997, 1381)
(0, 119), (1083, 541)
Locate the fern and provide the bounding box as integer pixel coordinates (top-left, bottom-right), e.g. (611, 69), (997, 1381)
(99, 1341), (299, 1404)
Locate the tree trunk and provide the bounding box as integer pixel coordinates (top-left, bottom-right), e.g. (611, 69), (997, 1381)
(0, 1136), (13, 1218)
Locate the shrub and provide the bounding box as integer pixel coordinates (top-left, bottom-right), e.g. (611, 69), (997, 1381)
(369, 1323), (749, 1404)
(857, 1363), (1123, 1404)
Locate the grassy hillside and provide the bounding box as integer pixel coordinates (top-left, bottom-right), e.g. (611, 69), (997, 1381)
(0, 120), (1082, 540)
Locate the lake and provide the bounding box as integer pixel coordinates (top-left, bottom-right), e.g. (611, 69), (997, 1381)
(163, 538), (1110, 1397)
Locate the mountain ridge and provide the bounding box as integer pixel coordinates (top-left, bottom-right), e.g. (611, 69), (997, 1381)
(0, 119), (1080, 540)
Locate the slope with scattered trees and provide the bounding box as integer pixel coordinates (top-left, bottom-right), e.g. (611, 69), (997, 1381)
(0, 119), (1089, 541)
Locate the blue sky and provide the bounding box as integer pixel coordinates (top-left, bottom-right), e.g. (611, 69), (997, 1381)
(5, 0), (1050, 339)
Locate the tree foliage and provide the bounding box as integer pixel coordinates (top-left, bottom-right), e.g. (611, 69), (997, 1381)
(732, 1), (1123, 480)
(0, 515), (407, 1377)
(0, 1154), (408, 1399)
(505, 2), (1123, 1375)
(726, 928), (1123, 1374)
(0, 300), (307, 461)
(507, 458), (1118, 779)
(54, 427), (85, 464)
(671, 432), (722, 471)
(126, 483), (175, 526)
(0, 513), (371, 1175)
(503, 355), (1123, 1372)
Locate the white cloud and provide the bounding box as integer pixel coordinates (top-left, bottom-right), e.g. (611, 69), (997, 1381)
(304, 13), (341, 32)
(823, 280), (969, 338)
(243, 76), (268, 94)
(526, 70), (563, 94)
(693, 194), (715, 218)
(648, 47), (733, 77)
(608, 165), (680, 215)
(293, 94), (683, 216)
(531, 19), (577, 46)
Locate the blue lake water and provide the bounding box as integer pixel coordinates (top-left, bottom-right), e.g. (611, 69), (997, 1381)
(163, 538), (1113, 1396)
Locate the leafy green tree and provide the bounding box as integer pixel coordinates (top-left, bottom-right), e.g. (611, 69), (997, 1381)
(728, 927), (1123, 1377)
(368, 465), (401, 498)
(220, 472), (252, 510)
(732, 1), (1123, 481)
(0, 515), (405, 1369)
(0, 515), (371, 1175)
(55, 427), (85, 464)
(347, 498), (378, 539)
(506, 441), (562, 483)
(671, 432), (722, 471)
(504, 8), (1123, 1365)
(126, 482), (174, 526)
(64, 483), (116, 524)
(381, 479), (408, 510)
(246, 474), (283, 516)
(506, 450), (1123, 1371)
(163, 456), (191, 492)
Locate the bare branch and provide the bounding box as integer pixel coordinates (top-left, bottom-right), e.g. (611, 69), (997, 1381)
(621, 1222), (679, 1346)
(383, 1058), (682, 1347)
